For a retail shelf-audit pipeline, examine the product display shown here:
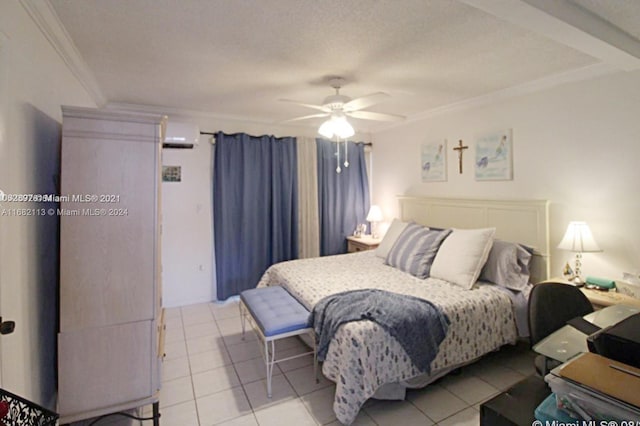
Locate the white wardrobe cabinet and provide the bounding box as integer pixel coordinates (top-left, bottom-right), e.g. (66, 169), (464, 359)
(58, 106), (165, 424)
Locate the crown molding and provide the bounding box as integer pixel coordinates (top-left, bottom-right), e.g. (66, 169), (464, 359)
(20, 0), (105, 106)
(104, 102), (273, 124)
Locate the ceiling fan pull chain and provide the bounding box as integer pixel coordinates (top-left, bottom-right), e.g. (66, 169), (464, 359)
(336, 137), (342, 173)
(344, 139), (349, 168)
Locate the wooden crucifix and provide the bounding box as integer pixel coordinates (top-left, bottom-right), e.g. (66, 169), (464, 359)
(453, 139), (468, 174)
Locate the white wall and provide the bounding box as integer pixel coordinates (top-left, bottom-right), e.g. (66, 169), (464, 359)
(161, 138), (215, 307)
(372, 70), (640, 282)
(0, 2), (96, 407)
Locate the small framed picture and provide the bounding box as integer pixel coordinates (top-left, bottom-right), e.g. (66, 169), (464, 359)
(421, 140), (447, 182)
(162, 165), (182, 182)
(475, 129), (513, 181)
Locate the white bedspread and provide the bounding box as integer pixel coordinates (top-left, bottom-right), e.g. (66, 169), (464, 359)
(257, 251), (518, 424)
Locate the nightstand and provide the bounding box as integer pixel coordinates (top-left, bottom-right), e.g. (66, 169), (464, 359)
(346, 235), (381, 253)
(580, 287), (640, 309)
(539, 278), (640, 309)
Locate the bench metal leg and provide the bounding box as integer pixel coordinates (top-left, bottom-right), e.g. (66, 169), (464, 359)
(266, 339), (276, 398)
(239, 302), (246, 340)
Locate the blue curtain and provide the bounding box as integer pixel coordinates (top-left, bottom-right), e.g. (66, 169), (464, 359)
(317, 139), (370, 256)
(213, 132), (298, 300)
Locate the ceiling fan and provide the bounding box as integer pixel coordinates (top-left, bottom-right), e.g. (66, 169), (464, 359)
(281, 77), (405, 173)
(280, 77), (406, 129)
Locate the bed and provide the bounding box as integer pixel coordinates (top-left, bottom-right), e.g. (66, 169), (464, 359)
(258, 196), (550, 424)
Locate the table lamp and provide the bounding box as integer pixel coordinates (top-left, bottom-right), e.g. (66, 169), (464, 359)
(557, 221), (602, 286)
(366, 205), (383, 239)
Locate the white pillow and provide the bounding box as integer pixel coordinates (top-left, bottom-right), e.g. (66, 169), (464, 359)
(374, 219), (408, 259)
(430, 227), (496, 290)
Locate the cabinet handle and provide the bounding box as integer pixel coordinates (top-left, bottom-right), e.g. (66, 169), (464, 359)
(0, 317), (15, 335)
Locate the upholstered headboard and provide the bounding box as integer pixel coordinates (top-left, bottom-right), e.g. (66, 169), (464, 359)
(398, 196), (550, 283)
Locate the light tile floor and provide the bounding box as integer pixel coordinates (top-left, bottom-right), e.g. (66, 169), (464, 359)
(153, 300), (537, 426)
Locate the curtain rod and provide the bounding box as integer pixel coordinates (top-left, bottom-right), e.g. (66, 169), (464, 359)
(200, 131), (372, 146)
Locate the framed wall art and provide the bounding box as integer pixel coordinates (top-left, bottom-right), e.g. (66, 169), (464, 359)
(162, 165), (182, 182)
(475, 129), (513, 181)
(421, 139), (447, 182)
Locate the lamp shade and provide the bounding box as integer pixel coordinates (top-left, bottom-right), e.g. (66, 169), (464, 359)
(366, 205), (383, 222)
(557, 221), (601, 252)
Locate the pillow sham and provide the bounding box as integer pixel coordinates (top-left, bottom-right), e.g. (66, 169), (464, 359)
(375, 218), (409, 259)
(480, 239), (532, 291)
(385, 223), (451, 278)
(430, 227), (496, 290)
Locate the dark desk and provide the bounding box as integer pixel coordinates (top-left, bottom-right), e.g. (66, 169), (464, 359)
(533, 304), (640, 363)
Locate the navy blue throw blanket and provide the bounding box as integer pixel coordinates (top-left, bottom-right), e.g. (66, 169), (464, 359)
(308, 289), (450, 374)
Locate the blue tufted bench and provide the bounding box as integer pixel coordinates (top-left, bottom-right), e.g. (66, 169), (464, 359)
(239, 286), (317, 397)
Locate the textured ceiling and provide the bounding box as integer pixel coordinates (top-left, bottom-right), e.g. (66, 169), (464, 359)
(48, 0), (639, 131)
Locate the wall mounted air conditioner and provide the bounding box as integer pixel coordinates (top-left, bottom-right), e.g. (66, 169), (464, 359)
(163, 122), (200, 149)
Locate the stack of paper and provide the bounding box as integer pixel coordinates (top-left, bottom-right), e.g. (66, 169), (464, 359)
(559, 352), (640, 408)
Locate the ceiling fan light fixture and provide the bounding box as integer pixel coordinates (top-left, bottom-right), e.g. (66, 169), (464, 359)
(318, 114), (355, 139)
(318, 119), (335, 138)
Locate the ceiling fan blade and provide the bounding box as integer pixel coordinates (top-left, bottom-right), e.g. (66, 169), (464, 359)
(343, 92), (390, 111)
(279, 113), (329, 123)
(279, 99), (329, 112)
(347, 110), (405, 122)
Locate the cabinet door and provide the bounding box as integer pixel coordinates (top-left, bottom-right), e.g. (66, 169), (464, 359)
(60, 127), (159, 331)
(58, 321), (153, 417)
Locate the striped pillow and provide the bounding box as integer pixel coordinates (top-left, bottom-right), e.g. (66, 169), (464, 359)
(385, 223), (451, 278)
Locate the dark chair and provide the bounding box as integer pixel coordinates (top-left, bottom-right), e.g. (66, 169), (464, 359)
(528, 282), (594, 375)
